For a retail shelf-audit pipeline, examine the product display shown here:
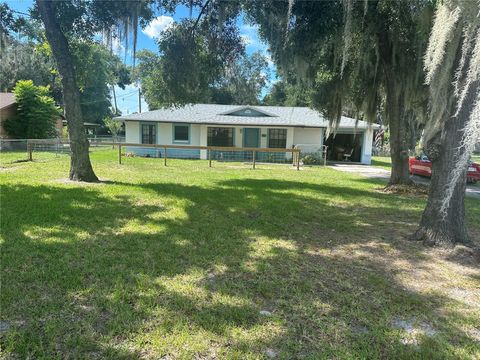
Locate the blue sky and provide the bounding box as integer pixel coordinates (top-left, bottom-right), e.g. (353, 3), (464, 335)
(5, 0), (277, 114)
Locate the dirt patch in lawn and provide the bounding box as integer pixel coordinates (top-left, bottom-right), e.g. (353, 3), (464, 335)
(52, 178), (110, 186)
(379, 184), (429, 197)
(0, 165), (25, 171)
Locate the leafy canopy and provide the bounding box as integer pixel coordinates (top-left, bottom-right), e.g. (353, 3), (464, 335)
(136, 16), (267, 108)
(104, 117), (122, 137)
(245, 0), (432, 128)
(1, 19), (131, 124)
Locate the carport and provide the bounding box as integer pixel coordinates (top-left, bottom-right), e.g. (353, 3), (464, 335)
(324, 131), (364, 163)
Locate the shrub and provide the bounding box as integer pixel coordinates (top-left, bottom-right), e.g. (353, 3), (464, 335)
(4, 80), (60, 139)
(301, 153), (324, 165)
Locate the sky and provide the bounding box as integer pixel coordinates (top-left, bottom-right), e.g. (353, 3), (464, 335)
(5, 0), (277, 115)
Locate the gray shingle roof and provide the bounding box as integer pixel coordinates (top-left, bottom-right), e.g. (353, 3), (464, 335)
(115, 104), (379, 129)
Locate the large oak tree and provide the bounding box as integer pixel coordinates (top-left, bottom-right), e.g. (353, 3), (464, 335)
(412, 0), (480, 247)
(35, 0), (155, 181)
(245, 0), (432, 185)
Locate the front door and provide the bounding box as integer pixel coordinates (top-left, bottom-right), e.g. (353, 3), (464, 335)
(243, 128), (260, 161)
(243, 128), (260, 148)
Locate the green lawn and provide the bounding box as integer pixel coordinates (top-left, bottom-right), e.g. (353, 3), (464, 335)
(371, 156), (392, 170)
(1, 150), (479, 359)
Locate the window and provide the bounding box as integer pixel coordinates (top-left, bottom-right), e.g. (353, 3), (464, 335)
(268, 129), (287, 148)
(207, 127), (234, 147)
(173, 124), (189, 142)
(141, 124), (156, 144)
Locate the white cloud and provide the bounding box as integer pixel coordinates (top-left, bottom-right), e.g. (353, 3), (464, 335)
(142, 16), (174, 39)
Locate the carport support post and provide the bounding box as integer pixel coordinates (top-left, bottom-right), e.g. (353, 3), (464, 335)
(164, 146), (167, 166)
(253, 150), (256, 169)
(118, 144), (122, 164)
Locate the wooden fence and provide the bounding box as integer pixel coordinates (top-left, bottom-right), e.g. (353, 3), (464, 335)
(26, 140), (301, 170)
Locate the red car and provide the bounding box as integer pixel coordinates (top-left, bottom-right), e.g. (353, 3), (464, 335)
(409, 154), (480, 183)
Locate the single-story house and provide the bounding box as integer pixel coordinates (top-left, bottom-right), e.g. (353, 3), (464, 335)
(115, 104), (380, 164)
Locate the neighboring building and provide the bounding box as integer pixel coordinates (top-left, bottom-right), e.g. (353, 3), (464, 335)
(0, 93), (17, 139)
(61, 120), (99, 137)
(115, 104), (380, 164)
(0, 92), (63, 139)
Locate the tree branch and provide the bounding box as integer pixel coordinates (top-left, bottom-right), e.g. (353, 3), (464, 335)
(191, 0), (211, 34)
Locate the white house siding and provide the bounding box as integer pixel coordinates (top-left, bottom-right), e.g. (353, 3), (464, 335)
(190, 124), (201, 145)
(293, 128), (323, 148)
(200, 125), (208, 159)
(125, 121), (140, 143)
(123, 121), (374, 164)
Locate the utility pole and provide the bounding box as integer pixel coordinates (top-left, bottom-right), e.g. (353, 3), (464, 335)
(112, 85), (118, 114)
(138, 88), (142, 113)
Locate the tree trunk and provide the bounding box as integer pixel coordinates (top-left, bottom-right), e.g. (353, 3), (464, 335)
(411, 115), (469, 247)
(412, 80), (478, 247)
(37, 0), (98, 182)
(384, 70), (412, 186)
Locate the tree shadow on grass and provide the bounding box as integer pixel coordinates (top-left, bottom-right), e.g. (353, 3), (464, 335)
(1, 179), (478, 358)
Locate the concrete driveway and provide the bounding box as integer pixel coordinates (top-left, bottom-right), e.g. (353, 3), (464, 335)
(330, 163), (480, 199)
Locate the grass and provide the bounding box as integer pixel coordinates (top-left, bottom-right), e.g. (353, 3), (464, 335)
(1, 150), (479, 359)
(371, 156), (392, 170)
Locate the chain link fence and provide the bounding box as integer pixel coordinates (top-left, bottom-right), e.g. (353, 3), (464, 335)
(0, 139), (67, 165)
(0, 138), (114, 166)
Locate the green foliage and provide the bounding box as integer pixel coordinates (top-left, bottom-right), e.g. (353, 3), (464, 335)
(301, 153), (324, 165)
(0, 3), (30, 49)
(0, 40), (60, 95)
(0, 14), (130, 121)
(4, 80), (60, 138)
(136, 17), (248, 108)
(246, 0), (432, 129)
(103, 117), (122, 137)
(70, 40), (131, 124)
(262, 80), (309, 106)
(0, 13), (60, 97)
(211, 51), (268, 105)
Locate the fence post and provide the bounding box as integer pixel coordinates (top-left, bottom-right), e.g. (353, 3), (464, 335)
(252, 150), (256, 169)
(164, 146), (167, 166)
(118, 144), (122, 164)
(27, 141), (33, 161)
(208, 148), (212, 168)
(296, 150), (300, 171)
